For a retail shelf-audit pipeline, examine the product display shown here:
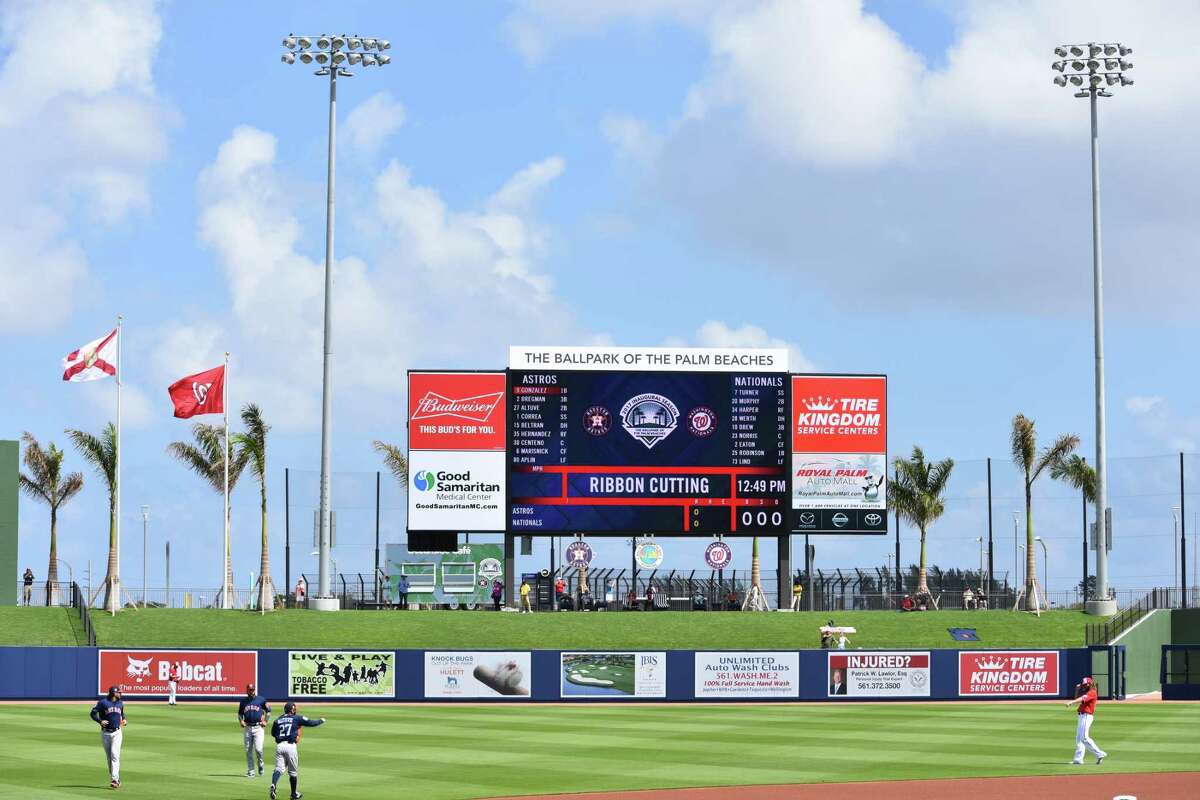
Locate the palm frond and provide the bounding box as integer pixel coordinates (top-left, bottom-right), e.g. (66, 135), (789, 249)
(1010, 414), (1036, 475)
(1050, 454), (1096, 503)
(233, 403), (269, 482)
(1032, 433), (1080, 483)
(168, 423), (249, 495)
(373, 440), (409, 485)
(65, 423), (117, 494)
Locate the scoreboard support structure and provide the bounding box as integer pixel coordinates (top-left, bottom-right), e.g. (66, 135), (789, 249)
(504, 533), (515, 608)
(778, 534), (791, 609)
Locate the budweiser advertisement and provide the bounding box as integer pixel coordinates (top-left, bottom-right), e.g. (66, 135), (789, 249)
(408, 372), (506, 451)
(407, 371), (507, 532)
(98, 650), (257, 697)
(791, 374), (887, 534)
(958, 650), (1060, 696)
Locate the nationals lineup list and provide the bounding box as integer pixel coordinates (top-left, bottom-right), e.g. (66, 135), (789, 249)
(508, 370), (789, 533)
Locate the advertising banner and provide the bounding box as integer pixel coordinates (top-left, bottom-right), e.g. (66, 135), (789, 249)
(408, 372), (506, 451)
(424, 652), (532, 698)
(827, 651), (930, 698)
(791, 374), (887, 534)
(958, 650), (1060, 696)
(408, 450), (505, 531)
(288, 651), (395, 697)
(695, 652), (799, 698)
(98, 650), (257, 697)
(408, 371), (506, 532)
(560, 652), (666, 698)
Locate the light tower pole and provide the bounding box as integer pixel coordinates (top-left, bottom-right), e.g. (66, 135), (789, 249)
(1051, 42), (1132, 616)
(281, 33), (391, 610)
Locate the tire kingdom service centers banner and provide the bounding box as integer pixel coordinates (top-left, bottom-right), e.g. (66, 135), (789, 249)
(407, 372), (507, 532)
(791, 374), (887, 534)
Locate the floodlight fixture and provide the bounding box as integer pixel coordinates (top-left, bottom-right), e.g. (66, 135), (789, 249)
(1072, 60), (1086, 71)
(376, 54), (391, 66)
(317, 35), (332, 50)
(331, 35), (346, 50)
(1103, 45), (1118, 56)
(1120, 75), (1134, 86)
(1070, 45), (1085, 56)
(297, 36), (312, 49)
(283, 36), (297, 49)
(1052, 61), (1066, 72)
(1055, 46), (1069, 57)
(347, 52), (362, 65)
(1119, 59), (1133, 70)
(332, 51), (346, 64)
(1069, 75), (1084, 85)
(377, 39), (391, 50)
(1119, 45), (1132, 55)
(1054, 75), (1068, 87)
(363, 38), (377, 50)
(362, 53), (377, 66)
(1089, 44), (1103, 57)
(347, 37), (362, 49)
(281, 52), (295, 64)
(299, 51), (313, 64)
(315, 51), (329, 65)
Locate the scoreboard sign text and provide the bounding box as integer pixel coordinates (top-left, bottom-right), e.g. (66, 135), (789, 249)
(98, 649), (257, 697)
(958, 650), (1060, 696)
(288, 651), (395, 697)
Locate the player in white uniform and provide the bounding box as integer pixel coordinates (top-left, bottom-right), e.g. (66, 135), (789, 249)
(90, 686), (126, 789)
(238, 684), (271, 778)
(1064, 675), (1107, 764)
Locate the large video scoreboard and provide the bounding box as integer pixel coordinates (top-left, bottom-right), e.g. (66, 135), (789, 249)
(508, 369), (789, 534)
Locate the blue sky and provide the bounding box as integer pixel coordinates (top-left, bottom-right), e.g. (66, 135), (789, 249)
(4, 0), (1198, 601)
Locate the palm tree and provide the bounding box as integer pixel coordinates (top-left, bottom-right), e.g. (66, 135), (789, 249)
(167, 423), (248, 608)
(233, 404), (274, 612)
(65, 423), (120, 612)
(1011, 414), (1079, 610)
(1051, 453), (1096, 601)
(888, 446), (954, 595)
(19, 433), (84, 605)
(372, 441), (408, 485)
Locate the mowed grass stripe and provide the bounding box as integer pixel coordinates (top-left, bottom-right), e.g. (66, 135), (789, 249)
(3, 703), (1196, 800)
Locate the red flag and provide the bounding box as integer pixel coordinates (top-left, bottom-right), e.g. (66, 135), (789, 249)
(168, 365), (225, 419)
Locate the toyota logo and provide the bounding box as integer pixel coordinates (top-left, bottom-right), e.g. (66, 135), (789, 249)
(865, 513), (882, 526)
(832, 513), (849, 528)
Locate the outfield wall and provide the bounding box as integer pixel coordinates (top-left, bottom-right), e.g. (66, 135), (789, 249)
(0, 647), (1094, 702)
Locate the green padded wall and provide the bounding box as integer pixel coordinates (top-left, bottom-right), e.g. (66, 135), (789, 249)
(0, 440), (17, 606)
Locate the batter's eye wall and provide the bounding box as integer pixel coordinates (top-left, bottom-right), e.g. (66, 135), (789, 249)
(0, 647), (1097, 702)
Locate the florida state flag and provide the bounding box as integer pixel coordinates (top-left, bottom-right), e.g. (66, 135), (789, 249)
(168, 365), (225, 418)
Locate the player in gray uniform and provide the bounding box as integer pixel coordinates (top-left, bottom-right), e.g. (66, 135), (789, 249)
(269, 701), (325, 800)
(238, 684), (271, 777)
(90, 686), (127, 789)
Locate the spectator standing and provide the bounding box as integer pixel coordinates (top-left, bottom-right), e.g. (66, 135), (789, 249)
(820, 629), (832, 649)
(519, 579), (532, 613)
(790, 578), (804, 611)
(837, 632), (850, 650)
(491, 580), (503, 611)
(554, 576), (566, 602)
(22, 568), (34, 606)
(963, 587), (976, 610)
(293, 580), (305, 607)
(397, 574), (410, 610)
(645, 583), (656, 611)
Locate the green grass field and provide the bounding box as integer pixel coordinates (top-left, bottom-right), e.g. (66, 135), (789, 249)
(1, 701), (1195, 799)
(76, 608), (1096, 650)
(0, 608), (88, 646)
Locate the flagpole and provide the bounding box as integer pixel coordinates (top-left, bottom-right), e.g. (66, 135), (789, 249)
(114, 315), (122, 617)
(223, 351), (231, 609)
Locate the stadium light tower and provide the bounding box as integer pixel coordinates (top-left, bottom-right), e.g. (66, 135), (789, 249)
(1051, 42), (1133, 616)
(282, 33), (392, 611)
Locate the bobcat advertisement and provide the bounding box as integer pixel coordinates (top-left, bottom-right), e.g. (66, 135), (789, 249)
(424, 652), (532, 698)
(98, 650), (257, 697)
(288, 651), (395, 697)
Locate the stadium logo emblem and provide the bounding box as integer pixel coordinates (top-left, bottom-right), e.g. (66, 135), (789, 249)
(413, 470), (437, 491)
(582, 405), (612, 436)
(635, 542), (664, 569)
(192, 381), (213, 405)
(620, 393), (679, 449)
(566, 541), (594, 568)
(831, 512), (849, 528)
(704, 541), (732, 570)
(687, 406), (717, 437)
(910, 670), (928, 689)
(864, 513), (883, 526)
(479, 558), (502, 580)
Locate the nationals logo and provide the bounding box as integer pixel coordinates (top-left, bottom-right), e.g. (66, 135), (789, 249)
(958, 651), (1059, 696)
(99, 650), (257, 697)
(409, 372), (506, 451)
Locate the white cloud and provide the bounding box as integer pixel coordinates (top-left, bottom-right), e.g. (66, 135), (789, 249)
(664, 320), (814, 372)
(504, 0), (717, 62)
(516, 0), (1200, 316)
(192, 126), (584, 430)
(1125, 395), (1199, 452)
(0, 0), (168, 332)
(343, 92), (406, 156)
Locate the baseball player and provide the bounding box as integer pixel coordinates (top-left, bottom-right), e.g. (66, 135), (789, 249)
(1064, 675), (1107, 765)
(90, 686), (126, 789)
(238, 684), (271, 778)
(269, 701), (325, 800)
(167, 662), (180, 706)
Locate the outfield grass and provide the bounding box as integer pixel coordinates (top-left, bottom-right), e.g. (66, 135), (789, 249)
(83, 608), (1096, 650)
(1, 701), (1194, 799)
(0, 607), (86, 646)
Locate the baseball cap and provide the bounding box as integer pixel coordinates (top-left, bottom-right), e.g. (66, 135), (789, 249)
(1081, 676), (1093, 685)
(107, 686), (121, 698)
(284, 701), (297, 713)
(246, 683), (256, 693)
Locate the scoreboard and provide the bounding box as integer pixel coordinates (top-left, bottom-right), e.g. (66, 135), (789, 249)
(508, 370), (789, 534)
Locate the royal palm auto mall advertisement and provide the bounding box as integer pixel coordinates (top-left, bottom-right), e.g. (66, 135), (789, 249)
(828, 651), (930, 698)
(791, 374), (887, 534)
(694, 652), (799, 698)
(407, 372), (506, 531)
